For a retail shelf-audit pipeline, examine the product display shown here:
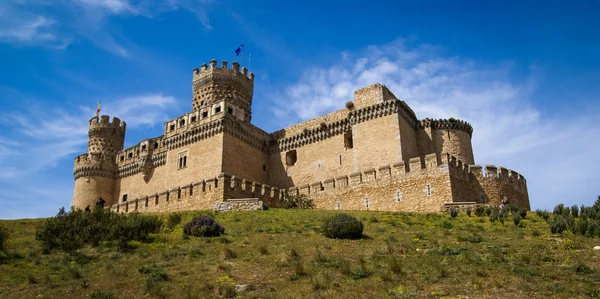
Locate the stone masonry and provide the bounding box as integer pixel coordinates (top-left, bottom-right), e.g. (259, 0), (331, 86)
(72, 58), (530, 214)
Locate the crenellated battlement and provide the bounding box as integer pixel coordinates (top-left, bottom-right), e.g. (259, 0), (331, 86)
(417, 118), (473, 137)
(466, 164), (527, 184)
(89, 115), (127, 130)
(191, 59), (255, 121)
(192, 59), (254, 83)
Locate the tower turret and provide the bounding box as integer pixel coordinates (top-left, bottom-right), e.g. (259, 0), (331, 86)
(418, 118), (474, 165)
(191, 59), (255, 123)
(72, 115), (126, 210)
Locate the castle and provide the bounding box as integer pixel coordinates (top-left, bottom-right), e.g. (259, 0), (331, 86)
(72, 59), (530, 214)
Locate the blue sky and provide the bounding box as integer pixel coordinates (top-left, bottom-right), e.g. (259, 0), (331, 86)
(0, 0), (599, 219)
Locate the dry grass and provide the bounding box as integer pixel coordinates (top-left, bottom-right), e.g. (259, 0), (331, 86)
(0, 209), (599, 298)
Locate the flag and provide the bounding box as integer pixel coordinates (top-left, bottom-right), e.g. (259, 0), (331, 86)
(235, 42), (244, 56)
(96, 101), (101, 117)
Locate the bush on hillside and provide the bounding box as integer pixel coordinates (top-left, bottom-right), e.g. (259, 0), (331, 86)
(571, 205), (579, 218)
(519, 209), (527, 219)
(474, 206), (485, 217)
(183, 216), (225, 237)
(449, 208), (458, 218)
(554, 204), (568, 216)
(321, 214), (363, 240)
(35, 206), (162, 252)
(166, 213), (182, 230)
(0, 226), (8, 256)
(465, 207), (472, 217)
(280, 194), (315, 209)
(535, 209), (551, 222)
(512, 213), (521, 226)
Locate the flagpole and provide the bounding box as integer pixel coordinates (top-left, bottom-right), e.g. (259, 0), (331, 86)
(249, 53), (252, 69)
(242, 41), (245, 68)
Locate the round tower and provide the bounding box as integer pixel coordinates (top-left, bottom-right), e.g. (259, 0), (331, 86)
(191, 59), (255, 122)
(420, 118), (475, 165)
(72, 115), (126, 210)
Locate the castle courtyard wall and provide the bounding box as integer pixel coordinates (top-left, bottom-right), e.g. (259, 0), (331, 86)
(270, 133), (356, 188)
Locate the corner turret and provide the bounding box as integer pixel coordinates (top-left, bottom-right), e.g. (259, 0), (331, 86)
(72, 114), (126, 210)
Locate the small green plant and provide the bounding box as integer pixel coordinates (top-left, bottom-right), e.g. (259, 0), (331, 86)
(90, 290), (117, 299)
(489, 209), (499, 223)
(0, 226), (9, 256)
(536, 209), (551, 222)
(449, 208), (458, 218)
(321, 213), (363, 239)
(570, 205), (579, 218)
(549, 215), (568, 234)
(280, 194), (315, 209)
(554, 204), (567, 215)
(166, 212), (182, 230)
(519, 209), (527, 219)
(475, 206), (485, 217)
(571, 262), (596, 274)
(512, 213), (521, 226)
(465, 207), (472, 217)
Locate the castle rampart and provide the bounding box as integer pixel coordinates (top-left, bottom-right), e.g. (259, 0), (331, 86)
(72, 59), (530, 213)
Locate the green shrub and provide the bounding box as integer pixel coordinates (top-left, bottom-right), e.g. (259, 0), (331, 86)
(321, 214), (363, 240)
(166, 212), (182, 230)
(90, 290), (116, 299)
(489, 210), (499, 223)
(507, 204), (519, 214)
(449, 208), (458, 218)
(554, 204), (570, 216)
(485, 207), (492, 216)
(183, 216), (225, 237)
(280, 194), (315, 209)
(35, 207), (162, 252)
(512, 213), (521, 226)
(0, 226), (8, 256)
(519, 209), (527, 219)
(536, 209), (550, 222)
(474, 206), (485, 217)
(571, 205), (579, 218)
(549, 215), (568, 234)
(465, 207), (472, 217)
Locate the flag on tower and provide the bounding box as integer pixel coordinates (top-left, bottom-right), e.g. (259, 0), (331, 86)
(96, 101), (101, 117)
(235, 42), (244, 56)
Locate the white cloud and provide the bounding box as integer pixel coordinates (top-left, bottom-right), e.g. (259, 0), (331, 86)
(0, 93), (179, 179)
(0, 0), (216, 55)
(272, 38), (600, 210)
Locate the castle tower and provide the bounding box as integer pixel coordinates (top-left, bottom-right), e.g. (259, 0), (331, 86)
(191, 59), (255, 123)
(72, 115), (126, 210)
(418, 118), (475, 165)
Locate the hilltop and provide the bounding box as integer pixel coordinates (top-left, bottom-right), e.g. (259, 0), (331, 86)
(0, 209), (599, 299)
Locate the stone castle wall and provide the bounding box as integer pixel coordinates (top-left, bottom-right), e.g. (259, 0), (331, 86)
(72, 60), (530, 213)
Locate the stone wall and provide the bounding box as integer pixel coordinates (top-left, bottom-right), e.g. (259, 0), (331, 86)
(113, 133), (224, 206)
(222, 130), (269, 184)
(214, 198), (264, 212)
(283, 153), (452, 212)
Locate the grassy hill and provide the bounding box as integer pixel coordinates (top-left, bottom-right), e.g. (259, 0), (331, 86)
(0, 209), (599, 299)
